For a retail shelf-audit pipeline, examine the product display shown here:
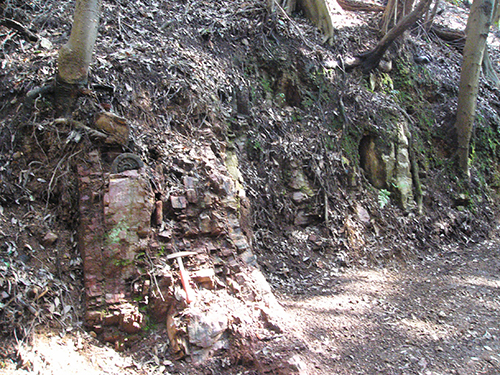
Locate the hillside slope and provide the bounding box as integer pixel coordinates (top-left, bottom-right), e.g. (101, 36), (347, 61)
(1, 0), (500, 373)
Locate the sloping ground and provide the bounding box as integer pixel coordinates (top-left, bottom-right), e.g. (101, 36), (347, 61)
(2, 235), (499, 374)
(1, 0), (500, 374)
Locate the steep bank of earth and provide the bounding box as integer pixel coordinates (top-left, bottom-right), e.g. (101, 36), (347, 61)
(1, 0), (500, 373)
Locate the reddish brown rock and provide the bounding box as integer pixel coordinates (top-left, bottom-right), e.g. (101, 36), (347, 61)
(94, 112), (129, 145)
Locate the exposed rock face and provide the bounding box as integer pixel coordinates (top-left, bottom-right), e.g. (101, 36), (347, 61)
(78, 153), (153, 337)
(359, 119), (413, 209)
(78, 150), (106, 318)
(76, 141), (280, 359)
(93, 112), (129, 146)
(359, 135), (392, 189)
(103, 168), (154, 286)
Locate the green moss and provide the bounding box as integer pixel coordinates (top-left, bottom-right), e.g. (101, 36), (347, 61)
(105, 220), (129, 245)
(112, 258), (134, 267)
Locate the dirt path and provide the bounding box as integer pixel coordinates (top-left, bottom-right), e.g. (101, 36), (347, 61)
(278, 239), (500, 374)
(2, 237), (499, 374)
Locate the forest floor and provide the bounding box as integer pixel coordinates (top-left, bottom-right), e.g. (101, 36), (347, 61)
(2, 235), (499, 374)
(1, 0), (500, 374)
(278, 236), (500, 375)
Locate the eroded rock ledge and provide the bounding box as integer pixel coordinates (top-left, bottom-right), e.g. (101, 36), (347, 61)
(76, 138), (291, 366)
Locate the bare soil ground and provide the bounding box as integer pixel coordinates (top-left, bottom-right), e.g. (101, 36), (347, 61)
(2, 235), (499, 374)
(278, 238), (500, 374)
(1, 0), (500, 374)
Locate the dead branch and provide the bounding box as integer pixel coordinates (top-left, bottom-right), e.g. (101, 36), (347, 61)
(0, 18), (38, 42)
(337, 0), (385, 12)
(356, 0), (433, 73)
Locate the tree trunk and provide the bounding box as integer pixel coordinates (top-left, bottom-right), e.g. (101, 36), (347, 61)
(296, 0), (334, 41)
(423, 0), (440, 30)
(269, 0), (335, 41)
(482, 47), (500, 88)
(358, 0), (433, 72)
(381, 0), (398, 35)
(56, 0), (102, 114)
(454, 0), (494, 177)
(381, 0), (417, 35)
(336, 0), (385, 12)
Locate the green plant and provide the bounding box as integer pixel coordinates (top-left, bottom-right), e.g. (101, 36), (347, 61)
(378, 189), (391, 208)
(323, 136), (335, 150)
(276, 92), (286, 106)
(112, 258), (134, 267)
(260, 76), (272, 94)
(301, 95), (314, 108)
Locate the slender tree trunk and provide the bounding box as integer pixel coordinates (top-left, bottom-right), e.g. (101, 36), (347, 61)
(482, 47), (500, 88)
(423, 0), (440, 30)
(381, 0), (398, 35)
(296, 0), (334, 40)
(268, 0), (335, 41)
(56, 0), (102, 115)
(358, 0), (432, 72)
(381, 0), (417, 35)
(454, 0), (494, 177)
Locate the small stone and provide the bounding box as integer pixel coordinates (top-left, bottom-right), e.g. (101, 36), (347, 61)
(186, 189), (197, 203)
(288, 355), (307, 373)
(240, 250), (257, 267)
(202, 194), (214, 207)
(221, 247), (233, 257)
(158, 229), (172, 240)
(378, 59), (392, 72)
(191, 269), (215, 289)
(356, 204), (370, 224)
(291, 191), (306, 203)
(119, 305), (145, 334)
(199, 213), (213, 234)
(294, 210), (310, 226)
(85, 310), (104, 323)
(171, 196), (188, 209)
(183, 176), (197, 189)
(94, 112), (129, 145)
(41, 232), (58, 247)
(188, 307), (228, 348)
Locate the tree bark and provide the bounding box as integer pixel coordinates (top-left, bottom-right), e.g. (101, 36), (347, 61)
(423, 0), (440, 30)
(454, 0), (494, 177)
(381, 0), (398, 35)
(268, 0), (335, 41)
(56, 0), (102, 114)
(381, 0), (417, 35)
(358, 0), (433, 72)
(481, 47), (500, 88)
(296, 0), (334, 41)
